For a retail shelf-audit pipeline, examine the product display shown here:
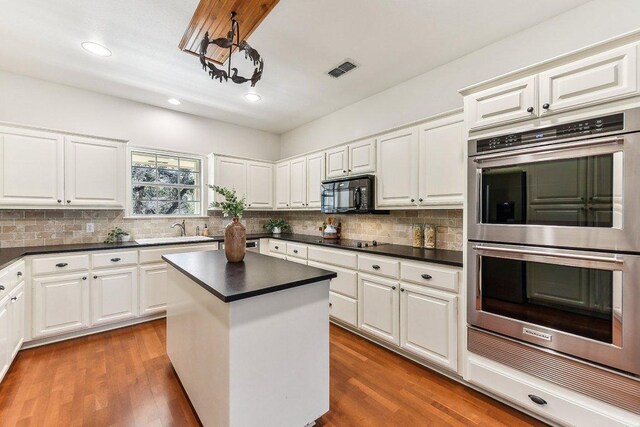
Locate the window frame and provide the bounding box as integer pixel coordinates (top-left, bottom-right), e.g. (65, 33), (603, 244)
(125, 147), (208, 218)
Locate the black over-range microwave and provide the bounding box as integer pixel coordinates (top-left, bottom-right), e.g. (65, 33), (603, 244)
(321, 175), (385, 214)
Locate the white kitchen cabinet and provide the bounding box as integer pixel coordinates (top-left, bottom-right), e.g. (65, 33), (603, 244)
(308, 260), (358, 299)
(0, 126), (64, 206)
(0, 297), (9, 382)
(290, 157), (307, 208)
(358, 273), (400, 345)
(64, 136), (125, 208)
(246, 160), (273, 209)
(8, 281), (25, 360)
(329, 291), (358, 327)
(418, 119), (465, 206)
(275, 161), (291, 209)
(348, 139), (376, 175)
(90, 267), (138, 326)
(33, 272), (89, 338)
(465, 76), (537, 130)
(139, 263), (168, 316)
(539, 44), (638, 116)
(306, 152), (325, 209)
(400, 283), (457, 371)
(326, 146), (349, 178)
(376, 127), (419, 207)
(213, 156), (247, 203)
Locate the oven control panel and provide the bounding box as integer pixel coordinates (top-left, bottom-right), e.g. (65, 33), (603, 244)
(476, 113), (624, 153)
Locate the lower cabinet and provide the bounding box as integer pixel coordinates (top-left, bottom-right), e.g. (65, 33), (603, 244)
(0, 297), (10, 381)
(9, 281), (25, 360)
(358, 273), (400, 345)
(329, 291), (358, 327)
(400, 282), (458, 371)
(90, 267), (138, 326)
(139, 263), (168, 316)
(33, 272), (89, 338)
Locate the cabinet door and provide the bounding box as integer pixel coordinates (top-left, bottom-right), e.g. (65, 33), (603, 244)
(400, 283), (458, 371)
(0, 299), (9, 381)
(358, 273), (399, 345)
(246, 161), (273, 209)
(9, 281), (25, 360)
(91, 267), (138, 326)
(349, 139), (376, 175)
(465, 76), (537, 130)
(326, 146), (348, 178)
(139, 263), (168, 316)
(306, 153), (325, 208)
(33, 273), (89, 338)
(65, 136), (125, 208)
(376, 127), (419, 207)
(418, 120), (464, 206)
(0, 127), (64, 206)
(275, 161), (291, 209)
(540, 44), (638, 115)
(290, 157), (307, 208)
(214, 156), (247, 202)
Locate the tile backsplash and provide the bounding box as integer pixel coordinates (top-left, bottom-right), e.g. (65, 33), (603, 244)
(0, 209), (463, 251)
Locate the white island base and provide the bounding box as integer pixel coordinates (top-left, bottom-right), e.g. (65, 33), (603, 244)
(166, 265), (330, 427)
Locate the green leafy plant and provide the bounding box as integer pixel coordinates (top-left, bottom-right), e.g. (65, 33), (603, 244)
(209, 185), (246, 218)
(263, 218), (290, 233)
(104, 227), (129, 243)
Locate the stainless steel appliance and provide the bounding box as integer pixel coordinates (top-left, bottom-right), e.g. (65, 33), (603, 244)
(321, 175), (384, 214)
(221, 239), (260, 252)
(468, 109), (640, 252)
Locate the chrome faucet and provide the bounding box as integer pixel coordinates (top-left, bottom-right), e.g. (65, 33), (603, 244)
(171, 220), (186, 236)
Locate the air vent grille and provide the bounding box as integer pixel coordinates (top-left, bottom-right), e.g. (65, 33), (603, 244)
(327, 60), (358, 78)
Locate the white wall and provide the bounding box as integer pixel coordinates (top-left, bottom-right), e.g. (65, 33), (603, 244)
(280, 0), (640, 158)
(0, 70), (280, 160)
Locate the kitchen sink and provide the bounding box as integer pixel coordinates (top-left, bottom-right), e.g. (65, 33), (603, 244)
(135, 236), (216, 244)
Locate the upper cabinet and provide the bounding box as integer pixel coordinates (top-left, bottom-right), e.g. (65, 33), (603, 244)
(376, 128), (419, 208)
(326, 139), (376, 179)
(275, 161), (290, 209)
(306, 152), (325, 209)
(213, 156), (247, 203)
(326, 146), (349, 179)
(246, 161), (273, 209)
(0, 126), (126, 209)
(289, 157), (307, 208)
(210, 155), (273, 210)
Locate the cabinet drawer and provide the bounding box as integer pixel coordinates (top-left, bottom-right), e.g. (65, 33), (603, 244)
(329, 291), (357, 327)
(0, 268), (10, 300)
(269, 240), (287, 255)
(139, 243), (218, 264)
(358, 255), (399, 279)
(286, 243), (308, 259)
(92, 251), (138, 269)
(401, 261), (459, 292)
(8, 260), (25, 287)
(32, 253), (90, 275)
(308, 246), (357, 269)
(308, 261), (358, 298)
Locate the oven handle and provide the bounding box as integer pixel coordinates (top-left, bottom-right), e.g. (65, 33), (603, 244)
(472, 136), (624, 163)
(472, 244), (623, 264)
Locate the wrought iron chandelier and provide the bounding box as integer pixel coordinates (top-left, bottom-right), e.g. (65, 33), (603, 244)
(198, 12), (264, 86)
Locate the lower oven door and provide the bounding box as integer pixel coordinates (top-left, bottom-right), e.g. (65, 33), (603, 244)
(468, 242), (640, 375)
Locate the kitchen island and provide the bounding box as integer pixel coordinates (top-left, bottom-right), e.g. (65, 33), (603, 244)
(162, 250), (337, 427)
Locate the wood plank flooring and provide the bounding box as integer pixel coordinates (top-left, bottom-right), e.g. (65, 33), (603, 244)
(0, 320), (547, 426)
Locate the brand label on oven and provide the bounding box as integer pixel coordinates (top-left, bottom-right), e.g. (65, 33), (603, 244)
(523, 327), (552, 341)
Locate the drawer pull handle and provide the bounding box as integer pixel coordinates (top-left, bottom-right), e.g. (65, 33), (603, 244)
(82, 277), (87, 280)
(372, 265), (380, 270)
(293, 249), (298, 254)
(11, 297), (17, 302)
(17, 272), (23, 277)
(528, 395), (547, 406)
(421, 274), (432, 280)
(55, 263), (68, 268)
(93, 275), (98, 279)
(110, 258), (121, 262)
(0, 285), (5, 291)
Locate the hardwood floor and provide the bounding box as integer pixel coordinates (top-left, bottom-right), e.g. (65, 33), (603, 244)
(0, 320), (546, 426)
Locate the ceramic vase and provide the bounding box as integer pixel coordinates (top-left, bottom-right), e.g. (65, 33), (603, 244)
(272, 226), (281, 235)
(225, 217), (246, 262)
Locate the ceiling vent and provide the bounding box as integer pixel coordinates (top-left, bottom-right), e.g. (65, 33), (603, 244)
(327, 60), (358, 78)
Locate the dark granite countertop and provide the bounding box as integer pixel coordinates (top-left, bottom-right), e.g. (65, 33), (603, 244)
(162, 251), (337, 302)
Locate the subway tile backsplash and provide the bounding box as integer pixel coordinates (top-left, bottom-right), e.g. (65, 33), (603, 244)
(0, 209), (462, 251)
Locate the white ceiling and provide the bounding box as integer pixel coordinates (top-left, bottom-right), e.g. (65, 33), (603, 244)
(0, 0), (590, 134)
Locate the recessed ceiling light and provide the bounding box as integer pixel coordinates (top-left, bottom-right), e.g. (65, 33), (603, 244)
(243, 93), (262, 102)
(81, 41), (112, 57)
(167, 98), (182, 105)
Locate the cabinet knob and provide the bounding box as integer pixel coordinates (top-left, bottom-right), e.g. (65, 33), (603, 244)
(248, 204), (251, 207)
(275, 246), (279, 250)
(391, 286), (396, 290)
(67, 200), (71, 203)
(348, 169), (352, 172)
(410, 198), (415, 203)
(419, 198), (423, 202)
(400, 288), (405, 292)
(57, 199), (62, 203)
(372, 264), (380, 270)
(55, 263), (68, 268)
(11, 297), (17, 302)
(93, 275), (98, 279)
(286, 204), (289, 207)
(293, 249), (298, 254)
(526, 106), (534, 113)
(329, 302), (332, 307)
(0, 285), (4, 291)
(17, 272), (22, 277)
(528, 395), (547, 406)
(343, 170), (346, 173)
(110, 258), (121, 262)
(542, 103), (550, 110)
(82, 277), (87, 280)
(421, 274), (433, 280)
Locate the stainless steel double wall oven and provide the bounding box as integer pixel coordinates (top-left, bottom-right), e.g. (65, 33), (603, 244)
(467, 108), (640, 377)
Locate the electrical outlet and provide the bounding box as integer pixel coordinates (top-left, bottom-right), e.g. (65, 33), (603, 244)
(86, 223), (95, 233)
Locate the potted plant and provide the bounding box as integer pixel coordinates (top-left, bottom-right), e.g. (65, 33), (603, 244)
(209, 185), (247, 262)
(104, 227), (130, 243)
(263, 218), (290, 235)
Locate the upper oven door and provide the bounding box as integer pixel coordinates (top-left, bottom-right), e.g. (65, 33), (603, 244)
(468, 133), (640, 252)
(467, 242), (640, 376)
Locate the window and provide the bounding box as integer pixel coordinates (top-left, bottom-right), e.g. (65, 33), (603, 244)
(130, 150), (203, 216)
